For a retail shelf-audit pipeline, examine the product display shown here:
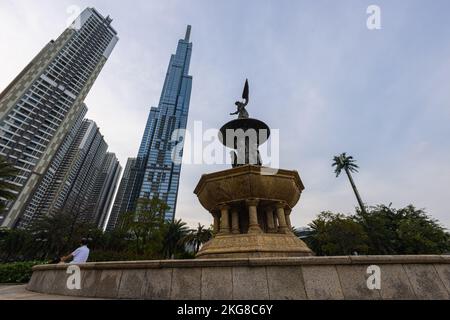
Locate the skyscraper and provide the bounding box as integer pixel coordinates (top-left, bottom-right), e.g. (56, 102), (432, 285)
(0, 8), (118, 228)
(111, 26), (193, 225)
(90, 152), (121, 229)
(57, 119), (109, 222)
(17, 103), (88, 227)
(18, 118), (120, 229)
(106, 157), (136, 231)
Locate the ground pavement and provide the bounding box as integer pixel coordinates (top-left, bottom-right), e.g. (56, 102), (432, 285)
(0, 284), (101, 300)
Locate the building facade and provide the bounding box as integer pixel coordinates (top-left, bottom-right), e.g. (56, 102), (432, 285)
(90, 152), (121, 229)
(58, 119), (109, 222)
(0, 8), (118, 228)
(18, 119), (120, 229)
(106, 157), (136, 231)
(16, 103), (88, 227)
(110, 26), (193, 226)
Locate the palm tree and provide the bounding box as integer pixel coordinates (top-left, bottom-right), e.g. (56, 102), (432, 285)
(182, 224), (213, 254)
(332, 153), (366, 213)
(0, 156), (19, 213)
(161, 219), (190, 259)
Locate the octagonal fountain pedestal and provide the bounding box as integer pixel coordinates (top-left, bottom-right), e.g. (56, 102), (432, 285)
(194, 165), (313, 258)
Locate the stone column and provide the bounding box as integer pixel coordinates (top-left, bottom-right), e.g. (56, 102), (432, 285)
(219, 205), (230, 235)
(247, 199), (262, 234)
(231, 209), (240, 234)
(273, 212), (279, 229)
(265, 207), (276, 233)
(212, 212), (220, 234)
(276, 202), (289, 234)
(285, 208), (292, 229)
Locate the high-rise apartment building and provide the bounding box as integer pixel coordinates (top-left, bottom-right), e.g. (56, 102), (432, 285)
(0, 8), (118, 228)
(90, 152), (121, 229)
(17, 103), (88, 227)
(58, 119), (108, 222)
(19, 119), (119, 228)
(106, 157), (136, 231)
(111, 26), (193, 225)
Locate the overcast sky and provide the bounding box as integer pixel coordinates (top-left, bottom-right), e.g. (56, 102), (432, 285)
(1, 0), (449, 229)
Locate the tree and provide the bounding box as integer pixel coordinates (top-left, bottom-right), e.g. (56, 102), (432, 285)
(396, 206), (449, 254)
(120, 197), (169, 256)
(354, 205), (450, 255)
(29, 213), (67, 258)
(352, 204), (398, 254)
(161, 219), (190, 259)
(305, 212), (369, 256)
(0, 156), (19, 213)
(25, 208), (101, 261)
(182, 224), (213, 254)
(98, 229), (130, 253)
(332, 153), (366, 213)
(0, 227), (33, 262)
(304, 205), (450, 256)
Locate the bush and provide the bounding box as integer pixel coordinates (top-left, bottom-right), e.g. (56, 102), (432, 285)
(0, 261), (45, 284)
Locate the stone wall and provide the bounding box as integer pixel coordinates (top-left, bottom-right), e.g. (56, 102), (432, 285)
(27, 255), (450, 300)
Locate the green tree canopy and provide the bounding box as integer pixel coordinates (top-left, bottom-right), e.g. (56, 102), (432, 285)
(306, 212), (369, 256)
(118, 197), (169, 257)
(354, 205), (450, 255)
(304, 205), (450, 256)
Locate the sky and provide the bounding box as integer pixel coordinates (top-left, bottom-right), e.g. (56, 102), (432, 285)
(0, 0), (449, 229)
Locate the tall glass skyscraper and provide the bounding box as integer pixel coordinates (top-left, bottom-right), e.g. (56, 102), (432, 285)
(111, 26), (193, 223)
(0, 8), (118, 228)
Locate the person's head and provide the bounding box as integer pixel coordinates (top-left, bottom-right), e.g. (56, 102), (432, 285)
(80, 238), (88, 246)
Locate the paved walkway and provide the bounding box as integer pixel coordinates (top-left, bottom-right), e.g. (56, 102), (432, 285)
(0, 285), (101, 300)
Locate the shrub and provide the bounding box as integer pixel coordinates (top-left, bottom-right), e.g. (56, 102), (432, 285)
(0, 261), (45, 284)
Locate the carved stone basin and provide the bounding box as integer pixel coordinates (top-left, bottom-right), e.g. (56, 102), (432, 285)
(194, 165), (312, 258)
(194, 165), (305, 212)
(219, 118), (271, 149)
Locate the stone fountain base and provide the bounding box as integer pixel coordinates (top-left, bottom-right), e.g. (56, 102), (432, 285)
(196, 233), (313, 259)
(27, 255), (450, 300)
(194, 165), (314, 258)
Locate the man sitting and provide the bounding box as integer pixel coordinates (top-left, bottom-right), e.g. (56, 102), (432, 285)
(60, 238), (90, 264)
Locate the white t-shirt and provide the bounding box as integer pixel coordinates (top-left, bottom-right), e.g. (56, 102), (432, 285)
(71, 245), (90, 264)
